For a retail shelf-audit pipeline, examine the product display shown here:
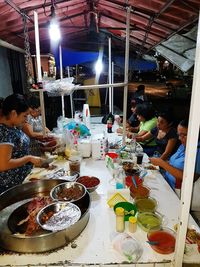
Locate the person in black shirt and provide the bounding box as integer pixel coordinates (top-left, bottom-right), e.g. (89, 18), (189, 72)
(136, 112), (178, 159)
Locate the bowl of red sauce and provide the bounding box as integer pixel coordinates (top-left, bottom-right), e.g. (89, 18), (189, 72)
(77, 176), (100, 193)
(147, 227), (176, 254)
(130, 184), (150, 199)
(125, 175), (143, 188)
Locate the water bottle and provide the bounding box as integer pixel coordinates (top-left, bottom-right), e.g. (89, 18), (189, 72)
(116, 166), (125, 189)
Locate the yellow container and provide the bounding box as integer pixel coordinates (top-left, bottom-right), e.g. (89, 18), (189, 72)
(129, 216), (137, 233)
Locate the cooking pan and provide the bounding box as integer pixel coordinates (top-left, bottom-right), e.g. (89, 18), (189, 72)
(0, 179), (90, 253)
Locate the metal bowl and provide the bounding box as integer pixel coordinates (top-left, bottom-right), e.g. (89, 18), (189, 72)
(50, 182), (86, 202)
(76, 176), (100, 193)
(36, 201), (81, 232)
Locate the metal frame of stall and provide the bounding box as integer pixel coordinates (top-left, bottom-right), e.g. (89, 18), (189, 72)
(33, 8), (200, 267)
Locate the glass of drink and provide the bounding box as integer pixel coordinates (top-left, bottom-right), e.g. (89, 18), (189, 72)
(69, 155), (81, 175)
(136, 152), (144, 164)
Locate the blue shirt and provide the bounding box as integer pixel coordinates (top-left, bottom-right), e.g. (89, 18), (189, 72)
(165, 144), (185, 189)
(195, 142), (200, 176)
(0, 124), (32, 193)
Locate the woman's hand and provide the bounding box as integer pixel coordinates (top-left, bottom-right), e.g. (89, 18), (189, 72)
(29, 156), (43, 167)
(116, 128), (123, 134)
(127, 132), (133, 139)
(149, 157), (164, 167)
(136, 136), (143, 142)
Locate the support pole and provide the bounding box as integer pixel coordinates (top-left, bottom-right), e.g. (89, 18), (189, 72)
(59, 44), (65, 118)
(67, 66), (74, 118)
(174, 11), (200, 266)
(34, 11), (46, 137)
(108, 37), (112, 113)
(122, 7), (131, 145)
(111, 61), (114, 114)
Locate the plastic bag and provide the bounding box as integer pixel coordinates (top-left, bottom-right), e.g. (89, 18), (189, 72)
(102, 112), (114, 124)
(111, 232), (143, 262)
(64, 121), (91, 137)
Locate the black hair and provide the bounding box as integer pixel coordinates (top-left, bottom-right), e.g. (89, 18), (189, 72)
(158, 112), (174, 125)
(179, 118), (189, 128)
(2, 94), (29, 116)
(135, 103), (155, 121)
(27, 96), (40, 109)
(137, 84), (145, 91)
(131, 98), (144, 107)
(0, 97), (4, 109)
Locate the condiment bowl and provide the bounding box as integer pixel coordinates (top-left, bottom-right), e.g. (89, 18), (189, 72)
(76, 176), (100, 193)
(137, 211), (163, 232)
(130, 184), (150, 199)
(135, 197), (157, 212)
(50, 182), (86, 202)
(147, 227), (176, 254)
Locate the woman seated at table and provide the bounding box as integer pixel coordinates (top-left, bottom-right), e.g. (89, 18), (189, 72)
(135, 112), (178, 160)
(191, 135), (200, 224)
(128, 103), (157, 155)
(116, 98), (143, 134)
(150, 119), (188, 193)
(0, 94), (43, 194)
(126, 98), (144, 131)
(23, 96), (50, 155)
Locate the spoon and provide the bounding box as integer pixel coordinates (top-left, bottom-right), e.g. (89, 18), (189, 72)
(132, 176), (137, 188)
(146, 241), (159, 245)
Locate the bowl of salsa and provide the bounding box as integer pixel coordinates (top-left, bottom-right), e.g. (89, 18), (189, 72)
(135, 197), (157, 212)
(77, 176), (100, 193)
(137, 211), (163, 232)
(130, 184), (150, 199)
(147, 227), (176, 254)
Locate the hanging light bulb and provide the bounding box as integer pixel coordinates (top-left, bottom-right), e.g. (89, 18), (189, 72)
(48, 2), (61, 42)
(95, 59), (103, 75)
(49, 18), (61, 41)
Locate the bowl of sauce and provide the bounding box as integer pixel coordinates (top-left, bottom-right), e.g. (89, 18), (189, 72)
(137, 211), (163, 232)
(135, 197), (157, 212)
(147, 227), (176, 254)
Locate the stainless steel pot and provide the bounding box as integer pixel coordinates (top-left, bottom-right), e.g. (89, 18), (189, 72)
(0, 179), (90, 253)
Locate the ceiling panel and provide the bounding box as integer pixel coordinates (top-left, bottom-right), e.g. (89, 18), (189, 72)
(0, 0), (199, 57)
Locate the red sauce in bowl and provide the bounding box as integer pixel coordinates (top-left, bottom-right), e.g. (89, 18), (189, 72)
(147, 229), (176, 254)
(130, 185), (150, 199)
(77, 176), (100, 189)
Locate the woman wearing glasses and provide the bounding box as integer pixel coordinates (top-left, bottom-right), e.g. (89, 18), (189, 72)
(150, 119), (188, 192)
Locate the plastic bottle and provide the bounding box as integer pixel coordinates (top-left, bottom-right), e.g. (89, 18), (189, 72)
(128, 216), (137, 233)
(115, 207), (125, 232)
(131, 134), (136, 153)
(116, 166), (125, 189)
(82, 104), (91, 129)
(107, 118), (113, 133)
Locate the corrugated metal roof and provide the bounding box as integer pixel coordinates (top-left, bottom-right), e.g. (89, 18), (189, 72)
(0, 0), (199, 56)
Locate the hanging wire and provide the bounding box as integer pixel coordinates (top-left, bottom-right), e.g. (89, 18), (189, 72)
(23, 14), (33, 94)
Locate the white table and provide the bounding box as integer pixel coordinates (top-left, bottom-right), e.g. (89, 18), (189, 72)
(0, 122), (199, 266)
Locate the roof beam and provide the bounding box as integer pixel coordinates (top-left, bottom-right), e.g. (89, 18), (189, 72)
(4, 0), (33, 23)
(146, 15), (198, 54)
